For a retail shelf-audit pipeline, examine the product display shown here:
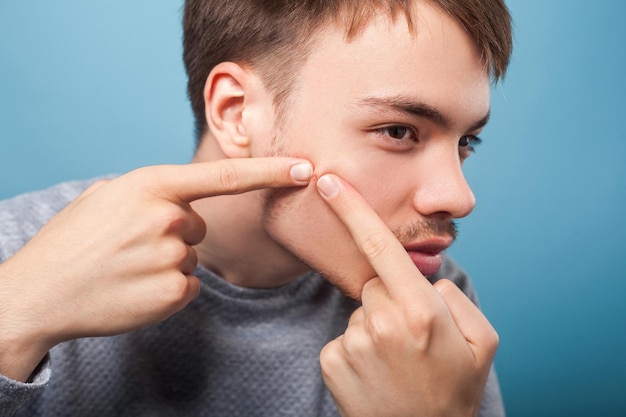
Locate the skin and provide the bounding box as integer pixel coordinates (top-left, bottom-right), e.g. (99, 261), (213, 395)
(317, 174), (497, 417)
(194, 2), (489, 297)
(193, 3), (497, 415)
(0, 159), (313, 382)
(0, 1), (498, 415)
(192, 3), (497, 415)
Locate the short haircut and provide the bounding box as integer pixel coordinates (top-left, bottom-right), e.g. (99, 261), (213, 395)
(183, 0), (513, 142)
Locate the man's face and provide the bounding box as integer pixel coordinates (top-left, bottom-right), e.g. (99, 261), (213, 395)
(260, 2), (490, 299)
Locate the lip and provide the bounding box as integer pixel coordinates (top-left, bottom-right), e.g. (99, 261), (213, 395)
(403, 237), (453, 277)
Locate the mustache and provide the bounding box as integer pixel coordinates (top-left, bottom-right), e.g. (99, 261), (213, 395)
(392, 219), (458, 243)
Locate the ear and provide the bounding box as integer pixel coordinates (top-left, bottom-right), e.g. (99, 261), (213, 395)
(204, 62), (252, 158)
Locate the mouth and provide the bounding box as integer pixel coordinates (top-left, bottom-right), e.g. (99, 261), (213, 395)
(403, 237), (453, 277)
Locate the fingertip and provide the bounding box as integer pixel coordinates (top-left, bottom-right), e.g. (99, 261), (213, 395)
(289, 161), (314, 184)
(317, 174), (340, 199)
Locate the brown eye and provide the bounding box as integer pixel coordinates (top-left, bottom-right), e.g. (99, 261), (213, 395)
(388, 126), (409, 140)
(372, 125), (418, 151)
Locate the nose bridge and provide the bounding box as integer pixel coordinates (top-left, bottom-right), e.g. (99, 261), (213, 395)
(413, 148), (476, 219)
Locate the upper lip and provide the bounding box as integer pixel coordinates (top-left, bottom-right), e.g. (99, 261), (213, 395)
(402, 236), (454, 254)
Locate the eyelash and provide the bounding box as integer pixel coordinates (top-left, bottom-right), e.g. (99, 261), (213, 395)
(375, 125), (418, 144)
(375, 125), (483, 154)
(459, 135), (483, 153)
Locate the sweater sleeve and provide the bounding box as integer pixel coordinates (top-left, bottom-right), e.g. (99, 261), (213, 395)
(0, 356), (51, 417)
(431, 255), (506, 417)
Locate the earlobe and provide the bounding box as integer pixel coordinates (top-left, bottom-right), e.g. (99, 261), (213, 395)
(204, 62), (252, 158)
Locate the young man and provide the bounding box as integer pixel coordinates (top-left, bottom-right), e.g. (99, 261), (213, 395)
(0, 0), (512, 415)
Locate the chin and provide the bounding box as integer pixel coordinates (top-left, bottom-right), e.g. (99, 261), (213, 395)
(310, 253), (379, 300)
(285, 242), (375, 301)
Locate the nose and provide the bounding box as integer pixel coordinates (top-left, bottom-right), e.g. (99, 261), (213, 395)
(412, 151), (476, 219)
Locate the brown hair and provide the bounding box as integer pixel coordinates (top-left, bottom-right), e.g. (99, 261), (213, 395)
(183, 0), (513, 141)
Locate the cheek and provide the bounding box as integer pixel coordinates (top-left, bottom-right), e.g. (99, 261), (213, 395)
(327, 153), (416, 222)
(273, 133), (416, 238)
(262, 184), (376, 299)
(264, 126), (416, 297)
(263, 184), (349, 255)
(261, 156), (414, 299)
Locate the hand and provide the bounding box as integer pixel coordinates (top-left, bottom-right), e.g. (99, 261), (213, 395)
(0, 158), (313, 382)
(316, 174), (498, 417)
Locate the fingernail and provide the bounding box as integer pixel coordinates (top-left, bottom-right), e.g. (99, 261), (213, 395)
(290, 162), (313, 183)
(317, 175), (339, 198)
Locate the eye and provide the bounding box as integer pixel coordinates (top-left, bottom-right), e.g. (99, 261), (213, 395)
(458, 134), (482, 160)
(384, 125), (414, 141)
(371, 124), (418, 151)
(459, 135), (482, 153)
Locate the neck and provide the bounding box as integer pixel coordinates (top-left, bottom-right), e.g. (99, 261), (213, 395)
(191, 193), (310, 288)
(190, 144), (310, 288)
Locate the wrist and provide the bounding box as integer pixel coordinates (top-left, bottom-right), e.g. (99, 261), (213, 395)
(0, 322), (52, 382)
(0, 259), (55, 382)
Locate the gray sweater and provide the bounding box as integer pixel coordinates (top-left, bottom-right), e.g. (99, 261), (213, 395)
(0, 180), (505, 416)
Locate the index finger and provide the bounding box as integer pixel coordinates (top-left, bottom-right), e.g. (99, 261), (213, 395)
(141, 157), (313, 202)
(316, 174), (434, 302)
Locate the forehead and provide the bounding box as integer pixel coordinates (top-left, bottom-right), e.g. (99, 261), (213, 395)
(298, 1), (490, 127)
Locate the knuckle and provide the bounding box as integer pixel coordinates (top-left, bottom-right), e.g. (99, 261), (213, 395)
(156, 238), (189, 268)
(185, 211), (207, 244)
(183, 249), (199, 273)
(127, 165), (154, 186)
(483, 325), (500, 355)
(341, 325), (369, 359)
(319, 340), (343, 378)
(170, 241), (191, 267)
(404, 304), (437, 330)
(361, 277), (383, 296)
(172, 276), (192, 301)
(127, 166), (164, 196)
(157, 205), (187, 232)
(365, 309), (399, 346)
(359, 230), (389, 259)
(218, 163), (240, 190)
(160, 274), (193, 310)
(319, 341), (337, 367)
(402, 305), (439, 347)
(472, 324), (500, 367)
(491, 327), (500, 347)
(347, 307), (364, 327)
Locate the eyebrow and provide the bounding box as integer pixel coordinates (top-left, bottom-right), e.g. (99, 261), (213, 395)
(357, 95), (490, 132)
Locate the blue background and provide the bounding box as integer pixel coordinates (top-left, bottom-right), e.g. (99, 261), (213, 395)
(1, 1), (625, 416)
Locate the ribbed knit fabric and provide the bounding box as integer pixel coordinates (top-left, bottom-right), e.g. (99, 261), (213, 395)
(0, 180), (505, 417)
